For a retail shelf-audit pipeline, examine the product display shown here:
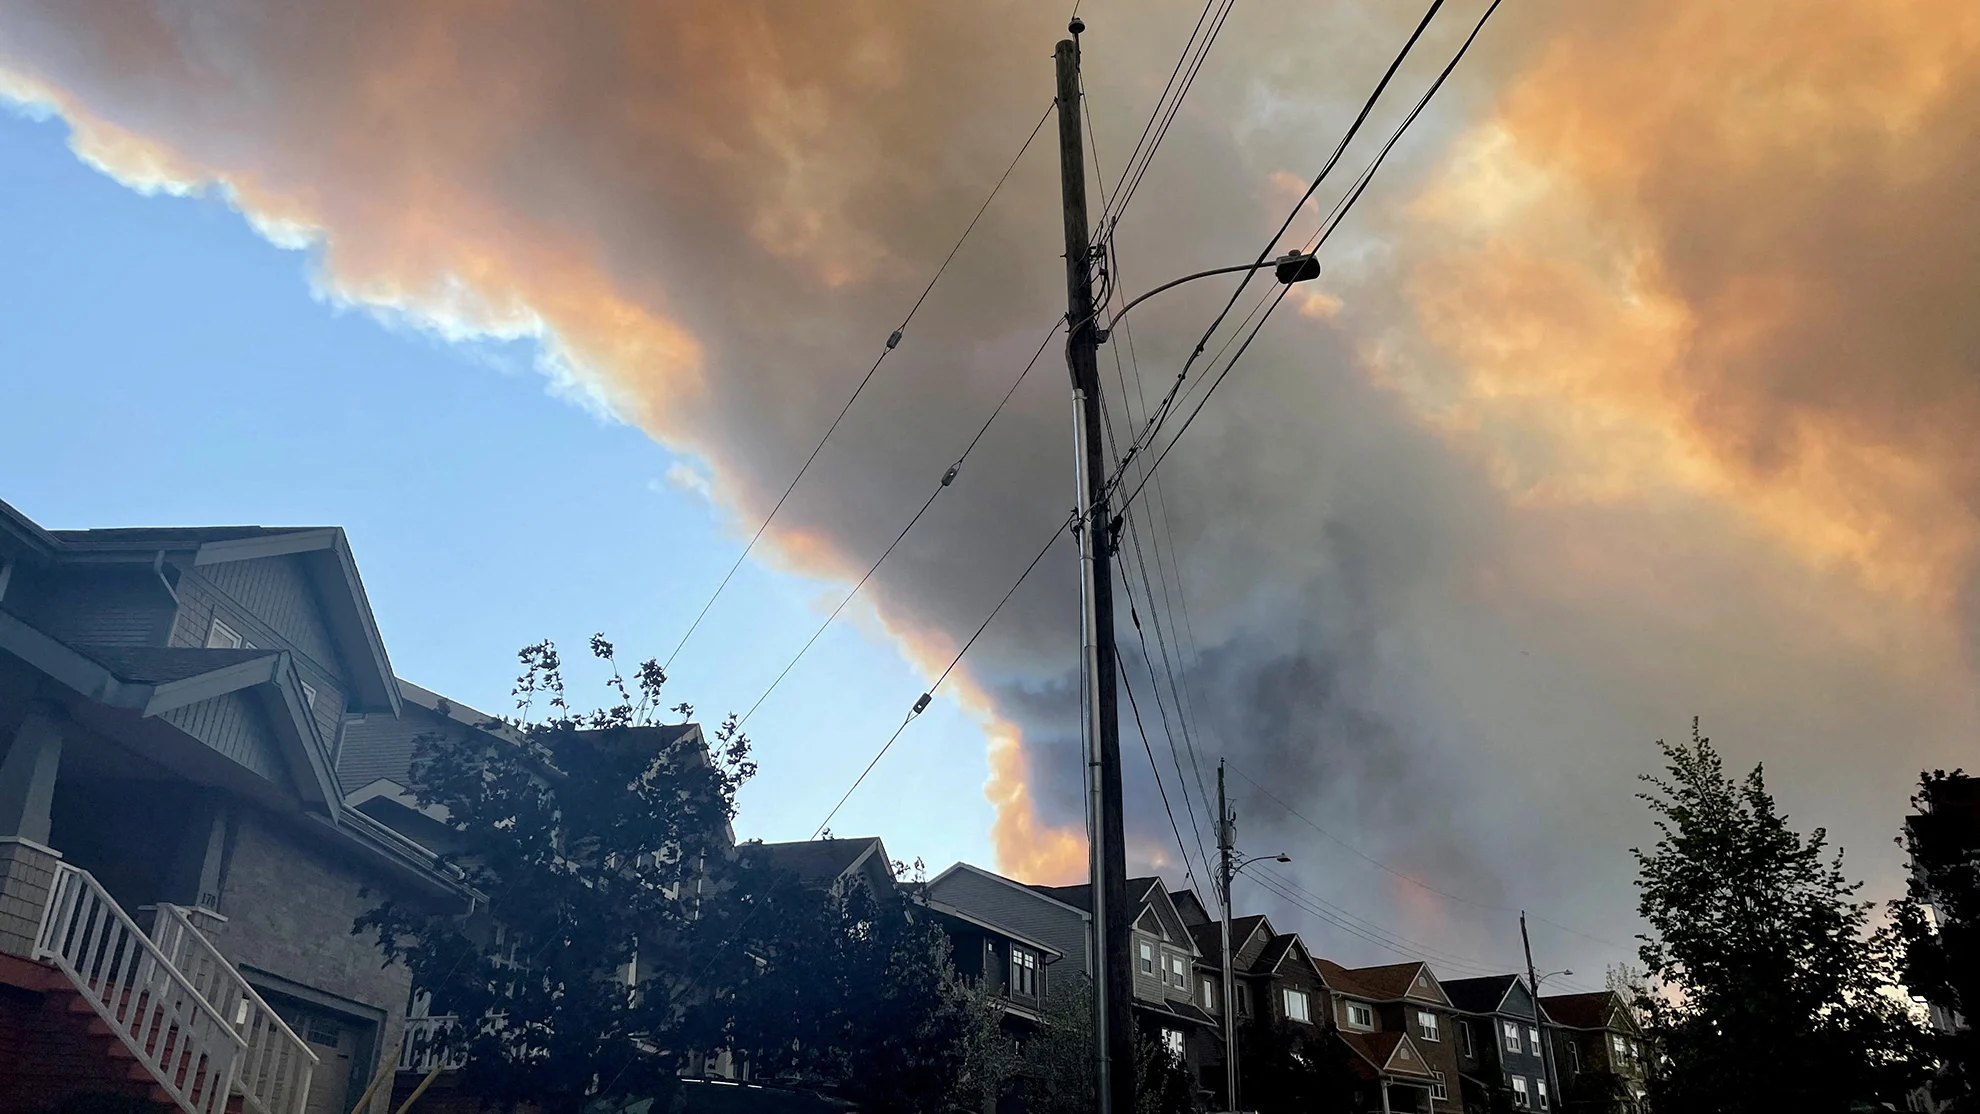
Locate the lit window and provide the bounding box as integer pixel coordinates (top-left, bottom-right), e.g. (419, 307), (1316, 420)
(1139, 941), (1155, 974)
(1201, 977), (1217, 1011)
(1511, 1076), (1530, 1108)
(1284, 989), (1311, 1023)
(207, 618), (242, 649)
(1612, 1033), (1628, 1059)
(1417, 1010), (1440, 1041)
(1504, 1021), (1523, 1053)
(1010, 947), (1038, 997)
(1346, 1002), (1374, 1029)
(1432, 1071), (1448, 1101)
(1536, 1079), (1549, 1110)
(1161, 1028), (1184, 1059)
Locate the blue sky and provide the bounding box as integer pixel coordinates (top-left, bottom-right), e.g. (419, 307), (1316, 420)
(0, 108), (997, 872)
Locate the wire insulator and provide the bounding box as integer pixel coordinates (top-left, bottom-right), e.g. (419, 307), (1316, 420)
(886, 330), (903, 349)
(912, 693), (933, 715)
(941, 465), (960, 487)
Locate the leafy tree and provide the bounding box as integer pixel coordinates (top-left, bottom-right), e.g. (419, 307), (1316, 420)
(357, 637), (753, 1112)
(1559, 1066), (1632, 1114)
(1237, 1016), (1357, 1114)
(691, 850), (1010, 1113)
(1895, 769), (1980, 1111)
(1018, 977), (1096, 1114)
(1631, 720), (1926, 1113)
(1133, 1020), (1194, 1114)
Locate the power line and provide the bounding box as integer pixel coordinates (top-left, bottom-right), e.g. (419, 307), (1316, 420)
(1105, 0), (1508, 522)
(809, 508), (1078, 839)
(1117, 651), (1202, 889)
(741, 320), (1064, 727)
(1227, 760), (1634, 954)
(1093, 0), (1451, 510)
(664, 100), (1055, 670)
(1099, 0), (1240, 238)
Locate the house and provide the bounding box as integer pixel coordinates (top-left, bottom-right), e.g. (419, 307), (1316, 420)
(1537, 991), (1651, 1113)
(1443, 975), (1555, 1111)
(0, 501), (466, 1114)
(1318, 961), (1463, 1113)
(927, 862), (1091, 980)
(1029, 877), (1222, 1103)
(753, 836), (895, 900)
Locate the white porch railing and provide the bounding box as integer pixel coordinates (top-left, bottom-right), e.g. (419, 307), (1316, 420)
(398, 1013), (469, 1074)
(152, 902), (317, 1114)
(34, 864), (246, 1114)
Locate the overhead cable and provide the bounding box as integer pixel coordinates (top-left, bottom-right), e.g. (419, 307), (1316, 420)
(664, 100), (1056, 669)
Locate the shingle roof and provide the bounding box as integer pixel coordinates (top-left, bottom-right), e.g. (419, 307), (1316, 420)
(1028, 876), (1163, 913)
(754, 837), (887, 886)
(1338, 1031), (1438, 1080)
(1316, 957), (1378, 998)
(1342, 961), (1430, 1001)
(1186, 921), (1223, 962)
(1252, 933), (1299, 973)
(74, 645), (273, 684)
(1441, 974), (1524, 1014)
(1539, 991), (1620, 1030)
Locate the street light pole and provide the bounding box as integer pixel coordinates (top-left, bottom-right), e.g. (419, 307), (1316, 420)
(1219, 762), (1238, 1112)
(1522, 912), (1563, 1112)
(1056, 25), (1132, 1114)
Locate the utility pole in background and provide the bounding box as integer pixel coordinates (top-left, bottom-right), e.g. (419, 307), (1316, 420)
(1218, 761), (1240, 1111)
(1055, 19), (1134, 1114)
(1522, 912), (1562, 1111)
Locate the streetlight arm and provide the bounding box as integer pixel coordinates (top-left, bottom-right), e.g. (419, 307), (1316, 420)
(1073, 253), (1321, 342)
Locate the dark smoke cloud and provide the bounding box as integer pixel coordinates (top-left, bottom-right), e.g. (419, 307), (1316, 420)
(4, 0), (1976, 975)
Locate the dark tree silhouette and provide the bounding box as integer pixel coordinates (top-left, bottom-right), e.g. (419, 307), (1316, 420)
(1896, 769), (1980, 1112)
(1631, 720), (1926, 1113)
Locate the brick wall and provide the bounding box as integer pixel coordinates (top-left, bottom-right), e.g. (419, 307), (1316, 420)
(205, 812), (416, 1114)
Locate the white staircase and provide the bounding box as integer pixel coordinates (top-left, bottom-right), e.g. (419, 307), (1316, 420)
(33, 864), (317, 1114)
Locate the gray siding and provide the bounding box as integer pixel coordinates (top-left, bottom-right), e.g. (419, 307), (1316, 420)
(17, 568), (173, 647)
(161, 691), (292, 788)
(929, 867), (1090, 975)
(172, 560), (346, 744)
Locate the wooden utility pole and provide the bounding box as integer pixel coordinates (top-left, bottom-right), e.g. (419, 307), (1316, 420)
(1522, 912), (1562, 1112)
(1055, 20), (1133, 1114)
(1218, 761), (1240, 1111)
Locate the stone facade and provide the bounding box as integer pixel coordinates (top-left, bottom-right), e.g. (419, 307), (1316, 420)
(0, 838), (59, 959)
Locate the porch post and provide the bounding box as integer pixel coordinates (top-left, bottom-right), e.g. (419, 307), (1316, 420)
(0, 702), (63, 844)
(1379, 1079), (1393, 1114)
(0, 703), (66, 958)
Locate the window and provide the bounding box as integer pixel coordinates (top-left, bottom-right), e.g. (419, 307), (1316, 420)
(1431, 1071), (1448, 1101)
(300, 681), (317, 710)
(1504, 1021), (1523, 1053)
(1536, 1079), (1549, 1111)
(1236, 982), (1252, 1017)
(1527, 1025), (1541, 1052)
(1169, 954), (1187, 989)
(1010, 947), (1038, 997)
(1139, 941), (1155, 975)
(1346, 1002), (1374, 1029)
(1612, 1033), (1628, 1060)
(1161, 1028), (1184, 1059)
(1417, 1010), (1440, 1042)
(1284, 989), (1311, 1024)
(1566, 1040), (1580, 1073)
(1511, 1076), (1530, 1109)
(206, 617), (242, 649)
(1460, 1020), (1476, 1058)
(1201, 976), (1217, 1011)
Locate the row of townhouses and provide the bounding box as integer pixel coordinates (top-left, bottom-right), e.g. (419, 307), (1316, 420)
(0, 499), (1654, 1114)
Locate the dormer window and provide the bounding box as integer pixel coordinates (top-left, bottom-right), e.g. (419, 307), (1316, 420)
(206, 617), (242, 649)
(1139, 941), (1155, 975)
(1346, 1002), (1374, 1029)
(1167, 954), (1187, 989)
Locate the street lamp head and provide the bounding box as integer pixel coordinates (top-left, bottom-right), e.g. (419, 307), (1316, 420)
(1274, 250), (1321, 285)
(1273, 854), (1291, 863)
